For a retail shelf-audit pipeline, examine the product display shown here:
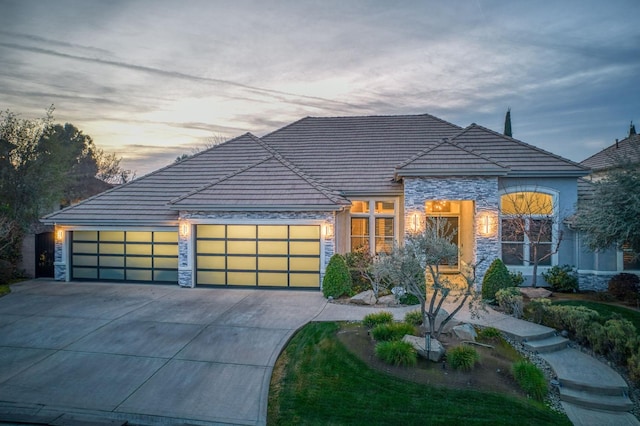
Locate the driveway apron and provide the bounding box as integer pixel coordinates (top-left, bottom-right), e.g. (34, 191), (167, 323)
(0, 280), (327, 425)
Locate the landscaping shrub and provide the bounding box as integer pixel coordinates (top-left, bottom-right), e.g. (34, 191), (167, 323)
(541, 265), (578, 293)
(495, 287), (524, 318)
(399, 292), (420, 305)
(477, 327), (501, 340)
(371, 322), (416, 341)
(524, 298), (552, 324)
(510, 270), (525, 287)
(362, 311), (393, 328)
(0, 259), (12, 285)
(447, 345), (480, 371)
(512, 360), (547, 401)
(542, 305), (600, 345)
(628, 350), (640, 384)
(404, 310), (423, 326)
(322, 254), (352, 298)
(374, 340), (417, 366)
(590, 318), (639, 364)
(608, 273), (640, 303)
(482, 258), (512, 301)
(345, 249), (373, 294)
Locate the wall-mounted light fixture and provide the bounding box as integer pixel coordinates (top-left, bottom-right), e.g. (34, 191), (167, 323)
(408, 212), (423, 233)
(179, 221), (190, 237)
(55, 228), (64, 242)
(478, 212), (496, 237)
(322, 223), (334, 239)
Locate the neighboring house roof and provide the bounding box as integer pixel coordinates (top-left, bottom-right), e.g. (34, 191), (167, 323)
(42, 113), (590, 226)
(580, 134), (640, 172)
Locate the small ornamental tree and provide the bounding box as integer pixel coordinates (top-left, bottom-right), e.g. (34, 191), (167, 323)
(322, 254), (352, 298)
(482, 258), (513, 301)
(373, 217), (482, 339)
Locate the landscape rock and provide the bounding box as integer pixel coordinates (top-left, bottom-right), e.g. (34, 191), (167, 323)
(519, 287), (552, 299)
(453, 323), (477, 341)
(350, 290), (376, 305)
(402, 334), (445, 362)
(377, 294), (398, 306)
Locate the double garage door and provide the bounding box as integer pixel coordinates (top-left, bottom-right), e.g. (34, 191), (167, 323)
(71, 224), (321, 288)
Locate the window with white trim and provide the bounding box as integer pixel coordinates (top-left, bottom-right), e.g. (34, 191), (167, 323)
(350, 199), (396, 255)
(500, 191), (555, 266)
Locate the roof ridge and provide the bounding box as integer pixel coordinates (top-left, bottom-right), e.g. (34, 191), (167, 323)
(460, 124), (589, 171)
(580, 133), (640, 166)
(249, 134), (348, 205)
(396, 139), (448, 169)
(168, 155), (273, 205)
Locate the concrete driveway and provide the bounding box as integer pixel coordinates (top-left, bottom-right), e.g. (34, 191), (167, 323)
(0, 280), (328, 425)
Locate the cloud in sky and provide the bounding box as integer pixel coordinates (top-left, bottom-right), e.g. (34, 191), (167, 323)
(0, 0), (638, 176)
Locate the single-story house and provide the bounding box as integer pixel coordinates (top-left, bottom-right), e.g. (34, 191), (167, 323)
(43, 113), (595, 290)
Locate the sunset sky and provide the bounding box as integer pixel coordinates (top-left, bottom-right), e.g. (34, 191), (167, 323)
(1, 0), (638, 177)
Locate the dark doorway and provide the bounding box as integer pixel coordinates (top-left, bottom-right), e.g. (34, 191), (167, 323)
(35, 232), (55, 278)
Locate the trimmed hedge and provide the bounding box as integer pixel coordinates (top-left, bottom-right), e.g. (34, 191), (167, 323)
(482, 259), (513, 301)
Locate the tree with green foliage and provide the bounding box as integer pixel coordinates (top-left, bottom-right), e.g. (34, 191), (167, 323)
(576, 158), (640, 259)
(0, 106), (131, 268)
(373, 218), (482, 339)
(482, 258), (513, 301)
(322, 254), (352, 298)
(504, 108), (512, 137)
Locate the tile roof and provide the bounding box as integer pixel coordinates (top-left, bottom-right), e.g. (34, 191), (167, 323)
(169, 149), (349, 211)
(580, 134), (640, 171)
(395, 138), (509, 177)
(42, 113), (589, 226)
(261, 114), (463, 194)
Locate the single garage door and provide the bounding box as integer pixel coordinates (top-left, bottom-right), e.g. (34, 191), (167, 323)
(196, 224), (320, 288)
(71, 231), (179, 283)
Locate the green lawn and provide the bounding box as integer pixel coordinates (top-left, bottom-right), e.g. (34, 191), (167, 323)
(554, 300), (640, 330)
(268, 322), (570, 425)
(0, 285), (10, 297)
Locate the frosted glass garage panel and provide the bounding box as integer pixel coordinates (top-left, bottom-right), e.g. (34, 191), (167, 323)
(227, 272), (256, 286)
(73, 243), (97, 254)
(154, 245), (178, 256)
(101, 231), (125, 242)
(100, 243), (124, 254)
(73, 267), (97, 279)
(227, 240), (256, 254)
(258, 257), (288, 271)
(290, 241), (320, 255)
(197, 255), (225, 269)
(154, 270), (178, 282)
(197, 225), (225, 239)
(258, 225), (288, 239)
(127, 269), (152, 281)
(259, 272), (288, 287)
(73, 255), (97, 266)
(127, 232), (152, 242)
(227, 225), (256, 239)
(155, 257), (179, 269)
(74, 231), (97, 241)
(100, 256), (124, 267)
(258, 241), (288, 255)
(289, 226), (319, 240)
(126, 257), (152, 268)
(228, 256), (256, 270)
(197, 240), (225, 254)
(154, 232), (178, 243)
(290, 257), (320, 271)
(100, 269), (125, 280)
(198, 271), (226, 285)
(126, 244), (152, 255)
(289, 273), (319, 287)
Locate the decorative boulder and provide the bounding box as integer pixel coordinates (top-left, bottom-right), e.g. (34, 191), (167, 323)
(402, 334), (445, 362)
(519, 287), (553, 299)
(453, 323), (477, 341)
(350, 289), (376, 305)
(377, 294), (398, 306)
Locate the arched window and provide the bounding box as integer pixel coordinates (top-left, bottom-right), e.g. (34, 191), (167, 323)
(500, 191), (555, 266)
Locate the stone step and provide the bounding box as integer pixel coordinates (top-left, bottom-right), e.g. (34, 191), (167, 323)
(523, 335), (568, 353)
(503, 328), (556, 343)
(559, 387), (633, 412)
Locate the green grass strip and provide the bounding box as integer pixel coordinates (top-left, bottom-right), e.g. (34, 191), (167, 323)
(268, 322), (570, 425)
(554, 300), (640, 330)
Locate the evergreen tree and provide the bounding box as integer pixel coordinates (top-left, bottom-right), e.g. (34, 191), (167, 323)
(630, 121), (636, 137)
(504, 108), (512, 137)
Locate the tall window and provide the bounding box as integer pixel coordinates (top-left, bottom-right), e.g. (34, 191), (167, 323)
(425, 200), (460, 270)
(350, 200), (396, 254)
(500, 191), (555, 266)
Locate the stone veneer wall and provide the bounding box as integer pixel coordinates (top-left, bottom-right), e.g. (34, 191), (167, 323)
(54, 238), (66, 281)
(403, 177), (500, 286)
(578, 272), (616, 292)
(179, 211), (335, 288)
